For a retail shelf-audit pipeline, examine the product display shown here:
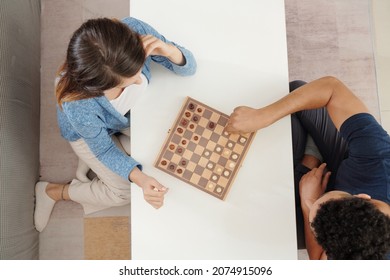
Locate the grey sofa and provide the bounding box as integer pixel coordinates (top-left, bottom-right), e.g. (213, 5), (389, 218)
(0, 0), (40, 259)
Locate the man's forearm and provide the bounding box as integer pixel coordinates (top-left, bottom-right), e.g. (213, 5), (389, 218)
(261, 76), (337, 126)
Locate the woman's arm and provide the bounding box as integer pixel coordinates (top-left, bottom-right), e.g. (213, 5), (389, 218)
(142, 34), (185, 65)
(64, 101), (169, 209)
(129, 167), (168, 209)
(122, 17), (197, 77)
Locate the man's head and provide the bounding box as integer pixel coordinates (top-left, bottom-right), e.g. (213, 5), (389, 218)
(309, 191), (390, 259)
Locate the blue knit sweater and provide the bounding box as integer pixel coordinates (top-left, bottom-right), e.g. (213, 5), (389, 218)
(57, 17), (197, 180)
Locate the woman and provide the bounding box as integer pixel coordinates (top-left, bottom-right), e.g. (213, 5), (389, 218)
(34, 17), (197, 232)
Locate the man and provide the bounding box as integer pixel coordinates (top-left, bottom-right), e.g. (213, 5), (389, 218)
(226, 76), (390, 259)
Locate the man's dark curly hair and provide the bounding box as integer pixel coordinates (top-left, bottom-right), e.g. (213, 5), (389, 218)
(311, 196), (390, 259)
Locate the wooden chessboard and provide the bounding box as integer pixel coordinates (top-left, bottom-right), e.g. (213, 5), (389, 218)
(155, 97), (255, 200)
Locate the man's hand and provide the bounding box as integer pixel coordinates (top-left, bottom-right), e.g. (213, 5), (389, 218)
(299, 163), (331, 209)
(226, 106), (269, 134)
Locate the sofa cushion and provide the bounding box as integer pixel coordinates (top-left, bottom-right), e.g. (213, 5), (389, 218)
(0, 0), (40, 259)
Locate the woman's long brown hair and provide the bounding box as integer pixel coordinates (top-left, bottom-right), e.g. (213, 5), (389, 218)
(56, 18), (145, 108)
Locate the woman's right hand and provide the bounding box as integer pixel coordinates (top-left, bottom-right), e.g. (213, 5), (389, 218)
(129, 168), (169, 209)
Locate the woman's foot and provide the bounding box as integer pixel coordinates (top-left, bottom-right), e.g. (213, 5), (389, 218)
(34, 182), (69, 232)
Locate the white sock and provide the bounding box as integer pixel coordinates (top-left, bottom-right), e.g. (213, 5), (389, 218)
(304, 134), (323, 162)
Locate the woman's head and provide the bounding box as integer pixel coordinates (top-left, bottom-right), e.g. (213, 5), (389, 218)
(56, 18), (146, 107)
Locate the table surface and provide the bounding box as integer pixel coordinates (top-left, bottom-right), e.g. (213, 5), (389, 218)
(131, 0), (297, 259)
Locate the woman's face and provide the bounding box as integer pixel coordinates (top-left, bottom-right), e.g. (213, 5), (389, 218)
(104, 70), (143, 100)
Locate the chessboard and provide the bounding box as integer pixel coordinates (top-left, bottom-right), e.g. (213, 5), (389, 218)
(154, 97), (255, 200)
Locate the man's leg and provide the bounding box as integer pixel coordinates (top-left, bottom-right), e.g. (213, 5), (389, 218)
(290, 80), (348, 190)
(291, 112), (312, 249)
(289, 80), (348, 249)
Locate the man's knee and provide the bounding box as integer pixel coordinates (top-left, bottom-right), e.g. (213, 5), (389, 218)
(289, 80), (307, 92)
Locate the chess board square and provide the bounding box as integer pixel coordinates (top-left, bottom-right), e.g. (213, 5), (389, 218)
(233, 144), (244, 154)
(210, 132), (220, 142)
(171, 134), (181, 144)
(183, 130), (193, 140)
(190, 153), (201, 163)
(195, 126), (205, 135)
(186, 161), (197, 172)
(218, 115), (228, 126)
(228, 133), (240, 141)
(238, 136), (248, 145)
(199, 137), (208, 147)
(191, 114), (201, 123)
(202, 129), (212, 139)
(198, 157), (208, 167)
(187, 142), (197, 152)
(202, 169), (212, 179)
(198, 118), (208, 127)
(198, 177), (208, 188)
(206, 141), (217, 151)
(175, 146), (184, 156)
(202, 109), (212, 119)
(171, 154), (182, 164)
(218, 157), (228, 166)
(218, 176), (228, 186)
(217, 137), (228, 147)
(213, 185), (225, 195)
(210, 112), (220, 122)
(183, 150), (192, 160)
(210, 173), (219, 182)
(214, 164), (225, 175)
(187, 102), (197, 111)
(194, 145), (205, 155)
(179, 118), (189, 128)
(194, 165), (203, 175)
(163, 150), (174, 161)
(215, 145), (223, 154)
(167, 162), (177, 172)
(214, 124), (224, 135)
(180, 139), (189, 147)
(203, 149), (212, 158)
(222, 168), (231, 178)
(183, 170), (192, 180)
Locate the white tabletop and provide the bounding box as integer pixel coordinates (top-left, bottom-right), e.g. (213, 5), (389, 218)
(131, 0), (297, 259)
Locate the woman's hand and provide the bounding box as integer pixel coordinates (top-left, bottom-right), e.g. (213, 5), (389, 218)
(141, 35), (185, 65)
(299, 163), (330, 209)
(129, 168), (169, 209)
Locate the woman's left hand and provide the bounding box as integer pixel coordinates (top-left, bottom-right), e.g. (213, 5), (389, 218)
(141, 35), (185, 65)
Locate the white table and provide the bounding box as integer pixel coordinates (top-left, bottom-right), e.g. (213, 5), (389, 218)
(131, 0), (297, 259)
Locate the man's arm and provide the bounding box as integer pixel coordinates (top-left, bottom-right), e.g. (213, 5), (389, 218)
(299, 163), (330, 260)
(226, 76), (369, 133)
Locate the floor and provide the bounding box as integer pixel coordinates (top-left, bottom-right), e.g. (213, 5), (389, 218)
(39, 0), (390, 260)
(373, 0), (390, 132)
